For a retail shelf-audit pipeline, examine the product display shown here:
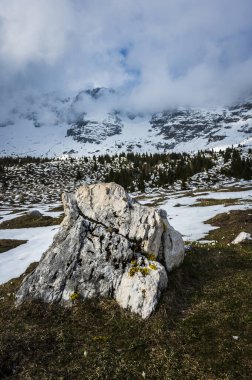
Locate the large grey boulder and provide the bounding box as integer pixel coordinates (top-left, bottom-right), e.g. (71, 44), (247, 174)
(16, 183), (184, 319)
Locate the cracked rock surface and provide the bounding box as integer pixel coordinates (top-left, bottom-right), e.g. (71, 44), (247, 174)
(16, 182), (184, 318)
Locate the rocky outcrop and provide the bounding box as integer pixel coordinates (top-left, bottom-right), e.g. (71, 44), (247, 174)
(16, 183), (184, 318)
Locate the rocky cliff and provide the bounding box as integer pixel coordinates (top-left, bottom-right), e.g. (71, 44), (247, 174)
(1, 89), (252, 157)
(16, 183), (184, 318)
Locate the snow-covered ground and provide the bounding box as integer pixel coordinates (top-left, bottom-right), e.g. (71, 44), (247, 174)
(0, 204), (62, 284)
(140, 188), (252, 240)
(0, 226), (59, 284)
(161, 189), (252, 241)
(0, 188), (251, 284)
(0, 205), (62, 223)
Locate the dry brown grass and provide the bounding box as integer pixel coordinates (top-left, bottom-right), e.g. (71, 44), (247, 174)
(0, 213), (64, 229)
(0, 210), (251, 379)
(0, 239), (27, 254)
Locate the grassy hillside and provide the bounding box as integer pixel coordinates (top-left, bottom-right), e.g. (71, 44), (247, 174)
(0, 210), (251, 379)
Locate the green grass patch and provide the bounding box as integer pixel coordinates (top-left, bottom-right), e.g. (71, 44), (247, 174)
(218, 186), (252, 193)
(177, 191), (210, 198)
(205, 209), (252, 244)
(0, 210), (251, 379)
(0, 239), (27, 253)
(191, 197), (240, 207)
(0, 213), (64, 229)
(179, 186), (252, 198)
(48, 205), (64, 212)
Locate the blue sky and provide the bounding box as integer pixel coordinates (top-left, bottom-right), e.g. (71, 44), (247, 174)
(0, 0), (252, 111)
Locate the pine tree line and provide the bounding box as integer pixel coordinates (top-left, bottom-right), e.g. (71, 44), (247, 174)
(1, 148), (251, 193)
(103, 151), (214, 191)
(221, 148), (252, 180)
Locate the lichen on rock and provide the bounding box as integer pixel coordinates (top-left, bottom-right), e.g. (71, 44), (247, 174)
(16, 182), (184, 319)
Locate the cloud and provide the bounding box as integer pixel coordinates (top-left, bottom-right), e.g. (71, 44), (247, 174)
(0, 0), (252, 111)
(0, 0), (71, 67)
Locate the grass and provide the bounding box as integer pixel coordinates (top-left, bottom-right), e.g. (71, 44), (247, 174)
(177, 191), (210, 198)
(48, 205), (64, 212)
(0, 213), (64, 229)
(218, 186), (252, 193)
(134, 195), (168, 208)
(0, 239), (27, 254)
(0, 210), (251, 379)
(178, 185), (252, 198)
(191, 197), (240, 207)
(205, 209), (252, 244)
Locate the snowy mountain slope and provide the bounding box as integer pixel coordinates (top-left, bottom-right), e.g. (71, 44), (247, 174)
(0, 89), (252, 157)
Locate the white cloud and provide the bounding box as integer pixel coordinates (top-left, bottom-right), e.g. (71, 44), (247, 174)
(0, 0), (252, 110)
(0, 0), (71, 67)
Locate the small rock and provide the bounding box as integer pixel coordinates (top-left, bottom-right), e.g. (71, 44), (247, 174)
(27, 209), (42, 217)
(231, 232), (252, 244)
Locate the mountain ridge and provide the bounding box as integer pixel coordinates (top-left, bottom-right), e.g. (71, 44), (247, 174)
(0, 88), (252, 157)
